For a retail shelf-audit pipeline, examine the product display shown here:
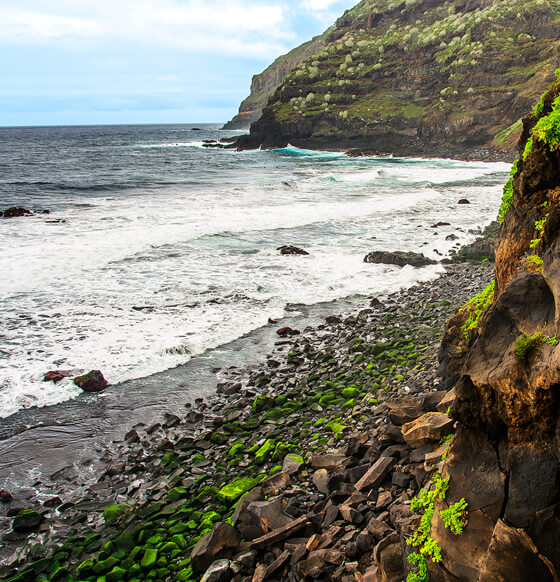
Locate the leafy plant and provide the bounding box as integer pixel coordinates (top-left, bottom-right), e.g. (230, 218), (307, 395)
(440, 498), (469, 534)
(459, 281), (495, 341)
(523, 254), (543, 272)
(514, 330), (558, 359)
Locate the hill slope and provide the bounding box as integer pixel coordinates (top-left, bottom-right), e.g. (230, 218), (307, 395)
(222, 35), (328, 130)
(237, 0), (560, 160)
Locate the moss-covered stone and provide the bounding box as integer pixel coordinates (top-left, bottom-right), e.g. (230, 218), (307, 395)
(141, 548), (158, 570)
(105, 566), (127, 582)
(103, 504), (133, 526)
(93, 557), (119, 575)
(217, 477), (258, 504)
(254, 439), (276, 464)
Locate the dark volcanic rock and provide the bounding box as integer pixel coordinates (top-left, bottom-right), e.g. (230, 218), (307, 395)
(277, 245), (309, 256)
(43, 370), (75, 384)
(1, 207), (32, 218)
(73, 370), (109, 393)
(190, 523), (241, 574)
(12, 509), (43, 533)
(364, 251), (436, 268)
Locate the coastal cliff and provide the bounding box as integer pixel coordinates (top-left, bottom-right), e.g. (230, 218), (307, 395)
(222, 35), (328, 130)
(429, 73), (560, 581)
(237, 0), (560, 160)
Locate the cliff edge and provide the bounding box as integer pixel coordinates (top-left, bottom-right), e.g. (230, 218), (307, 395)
(427, 72), (560, 581)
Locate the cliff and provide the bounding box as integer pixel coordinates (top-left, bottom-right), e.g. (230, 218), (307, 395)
(222, 35), (328, 130)
(428, 72), (560, 581)
(237, 0), (560, 160)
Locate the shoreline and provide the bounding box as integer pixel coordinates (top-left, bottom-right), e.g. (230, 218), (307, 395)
(0, 258), (493, 580)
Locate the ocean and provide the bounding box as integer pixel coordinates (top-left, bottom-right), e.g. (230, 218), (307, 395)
(0, 123), (510, 422)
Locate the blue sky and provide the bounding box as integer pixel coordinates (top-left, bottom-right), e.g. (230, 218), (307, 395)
(0, 0), (359, 126)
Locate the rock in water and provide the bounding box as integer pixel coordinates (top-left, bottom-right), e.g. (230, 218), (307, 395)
(43, 370), (75, 383)
(276, 327), (300, 337)
(1, 207), (32, 218)
(363, 251), (436, 268)
(277, 245), (309, 256)
(73, 370), (108, 393)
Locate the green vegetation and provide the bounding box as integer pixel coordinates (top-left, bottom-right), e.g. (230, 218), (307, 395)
(440, 499), (469, 534)
(498, 161), (518, 224)
(533, 95), (560, 150)
(523, 254), (544, 272)
(459, 281), (495, 341)
(514, 330), (558, 359)
(495, 118), (523, 146)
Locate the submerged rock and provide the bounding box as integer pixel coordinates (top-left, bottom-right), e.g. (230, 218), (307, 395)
(73, 370), (108, 393)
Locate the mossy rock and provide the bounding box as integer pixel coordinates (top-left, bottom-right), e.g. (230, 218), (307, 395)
(341, 386), (360, 398)
(217, 477), (259, 504)
(167, 487), (189, 502)
(77, 558), (95, 577)
(251, 395), (275, 414)
(228, 443), (245, 457)
(103, 504), (133, 526)
(141, 548), (158, 570)
(105, 566), (127, 582)
(254, 439), (276, 464)
(93, 557), (120, 575)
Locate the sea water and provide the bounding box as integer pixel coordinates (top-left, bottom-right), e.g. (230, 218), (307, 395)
(0, 124), (511, 420)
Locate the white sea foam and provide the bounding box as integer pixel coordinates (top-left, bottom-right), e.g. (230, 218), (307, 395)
(0, 137), (509, 419)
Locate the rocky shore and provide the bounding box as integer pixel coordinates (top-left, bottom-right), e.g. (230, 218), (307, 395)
(0, 256), (493, 582)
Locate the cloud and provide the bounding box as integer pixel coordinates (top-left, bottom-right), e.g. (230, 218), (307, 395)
(304, 0), (341, 10)
(0, 0), (291, 56)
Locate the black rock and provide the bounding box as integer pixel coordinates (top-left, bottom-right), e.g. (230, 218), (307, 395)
(363, 251), (437, 268)
(12, 509), (43, 533)
(277, 245), (309, 256)
(73, 370), (108, 393)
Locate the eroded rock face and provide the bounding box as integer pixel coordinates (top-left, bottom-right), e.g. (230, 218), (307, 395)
(429, 74), (560, 581)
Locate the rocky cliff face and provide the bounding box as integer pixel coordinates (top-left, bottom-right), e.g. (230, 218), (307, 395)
(237, 0), (560, 160)
(222, 35), (327, 130)
(430, 73), (560, 581)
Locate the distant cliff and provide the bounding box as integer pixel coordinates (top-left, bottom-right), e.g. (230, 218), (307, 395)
(236, 0), (560, 160)
(222, 35), (328, 130)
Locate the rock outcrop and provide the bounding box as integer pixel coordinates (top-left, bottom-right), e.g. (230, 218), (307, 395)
(236, 0), (560, 160)
(428, 72), (560, 581)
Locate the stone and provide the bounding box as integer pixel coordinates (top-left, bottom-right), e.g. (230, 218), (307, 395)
(282, 454), (304, 475)
(103, 504), (133, 526)
(277, 245), (309, 256)
(458, 198), (471, 204)
(355, 457), (396, 492)
(276, 326), (300, 337)
(312, 469), (329, 494)
(73, 370), (109, 393)
(386, 398), (424, 426)
(12, 509), (43, 533)
(245, 497), (293, 534)
(311, 453), (349, 471)
(1, 207), (33, 218)
(232, 487), (264, 539)
(401, 412), (454, 448)
(260, 471), (291, 497)
(391, 471), (410, 488)
(364, 251), (437, 268)
(436, 388), (457, 413)
(373, 534), (404, 582)
(250, 515), (308, 550)
(191, 523), (241, 574)
(201, 559), (232, 582)
(43, 370), (74, 383)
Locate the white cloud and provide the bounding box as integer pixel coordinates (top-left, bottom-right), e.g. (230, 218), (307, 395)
(0, 0), (291, 56)
(304, 0), (341, 10)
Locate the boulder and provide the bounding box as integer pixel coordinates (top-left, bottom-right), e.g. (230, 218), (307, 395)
(190, 523), (241, 574)
(73, 370), (108, 393)
(0, 490), (13, 503)
(363, 251), (436, 268)
(276, 326), (300, 337)
(401, 412), (454, 448)
(282, 454), (304, 475)
(458, 198), (471, 204)
(355, 457), (396, 492)
(373, 534), (404, 582)
(277, 245), (309, 256)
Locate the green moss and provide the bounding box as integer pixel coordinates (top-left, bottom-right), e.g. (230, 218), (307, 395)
(498, 160), (518, 224)
(514, 330), (558, 359)
(251, 395), (275, 414)
(103, 504), (133, 526)
(254, 439), (276, 464)
(141, 549), (158, 570)
(217, 477), (259, 504)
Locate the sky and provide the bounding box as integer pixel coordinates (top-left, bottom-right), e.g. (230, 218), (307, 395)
(0, 0), (359, 126)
